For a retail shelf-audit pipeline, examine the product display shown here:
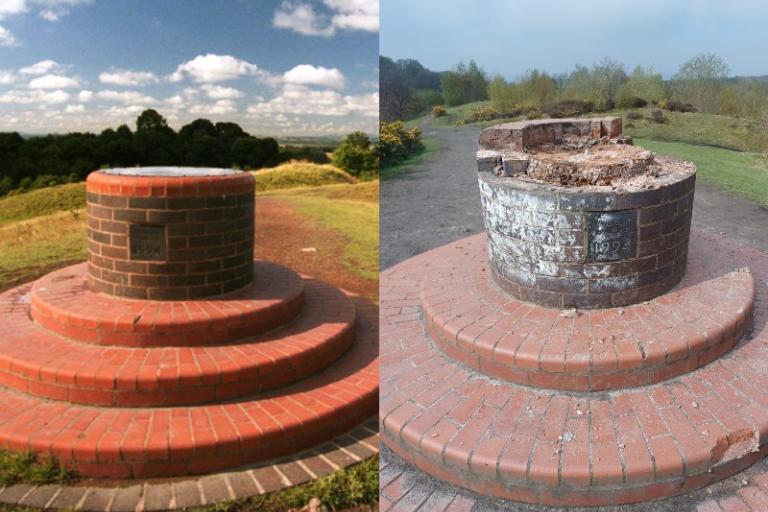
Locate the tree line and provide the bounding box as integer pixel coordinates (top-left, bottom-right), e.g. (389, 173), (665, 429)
(380, 54), (768, 122)
(0, 109), (332, 196)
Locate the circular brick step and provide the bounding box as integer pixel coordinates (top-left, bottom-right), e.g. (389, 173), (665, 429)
(30, 261), (305, 347)
(380, 229), (768, 506)
(0, 271), (355, 407)
(420, 234), (754, 391)
(0, 293), (378, 480)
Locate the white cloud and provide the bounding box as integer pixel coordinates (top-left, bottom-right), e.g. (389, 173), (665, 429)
(77, 89), (92, 102)
(19, 59), (60, 75)
(247, 84), (377, 117)
(64, 103), (84, 112)
(98, 68), (158, 86)
(0, 88), (70, 104)
(96, 90), (157, 104)
(283, 64), (345, 89)
(189, 99), (236, 115)
(168, 54), (270, 83)
(0, 70), (16, 84)
(164, 94), (184, 106)
(0, 0), (26, 18)
(28, 73), (79, 89)
(201, 84), (244, 99)
(272, 0), (378, 37)
(0, 24), (17, 46)
(105, 104), (147, 117)
(39, 8), (59, 20)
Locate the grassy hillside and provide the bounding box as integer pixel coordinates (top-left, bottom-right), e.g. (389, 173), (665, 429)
(636, 138), (768, 208)
(252, 161), (356, 191)
(0, 183), (86, 226)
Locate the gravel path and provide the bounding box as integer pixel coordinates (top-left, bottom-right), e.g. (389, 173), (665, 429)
(380, 119), (768, 269)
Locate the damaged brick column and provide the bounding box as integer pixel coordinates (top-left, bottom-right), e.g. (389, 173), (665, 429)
(476, 117), (696, 308)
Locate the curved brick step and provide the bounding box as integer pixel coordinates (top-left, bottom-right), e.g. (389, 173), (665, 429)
(0, 297), (378, 480)
(380, 229), (768, 506)
(30, 261), (304, 347)
(0, 275), (355, 407)
(419, 233), (753, 391)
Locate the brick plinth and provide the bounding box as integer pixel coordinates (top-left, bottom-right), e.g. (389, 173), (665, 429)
(419, 233), (753, 391)
(86, 168), (255, 300)
(380, 229), (765, 506)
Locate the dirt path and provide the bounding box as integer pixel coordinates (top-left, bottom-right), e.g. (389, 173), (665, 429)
(256, 196), (377, 301)
(380, 119), (768, 269)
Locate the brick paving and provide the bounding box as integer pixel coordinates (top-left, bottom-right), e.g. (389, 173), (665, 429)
(380, 228), (768, 507)
(0, 418), (378, 511)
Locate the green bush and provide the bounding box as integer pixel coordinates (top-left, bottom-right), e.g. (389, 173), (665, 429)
(627, 110), (643, 120)
(542, 99), (594, 118)
(649, 110), (668, 124)
(617, 95), (648, 108)
(331, 131), (379, 177)
(432, 105), (447, 118)
(378, 121), (424, 165)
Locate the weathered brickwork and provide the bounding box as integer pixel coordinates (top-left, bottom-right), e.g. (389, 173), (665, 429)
(476, 118), (696, 309)
(85, 170), (255, 300)
(478, 172), (695, 308)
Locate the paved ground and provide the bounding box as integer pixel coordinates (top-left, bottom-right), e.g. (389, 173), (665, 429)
(379, 119), (768, 511)
(380, 120), (768, 270)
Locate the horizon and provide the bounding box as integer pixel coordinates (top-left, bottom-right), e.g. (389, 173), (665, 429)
(380, 0), (768, 81)
(0, 0), (378, 137)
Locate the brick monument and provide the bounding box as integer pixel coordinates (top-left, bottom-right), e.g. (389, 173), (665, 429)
(0, 167), (378, 479)
(381, 118), (767, 506)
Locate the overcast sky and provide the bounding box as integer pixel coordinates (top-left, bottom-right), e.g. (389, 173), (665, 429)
(381, 0), (768, 80)
(0, 0), (378, 136)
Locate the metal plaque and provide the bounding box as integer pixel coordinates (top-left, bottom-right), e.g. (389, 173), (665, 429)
(587, 210), (637, 262)
(129, 224), (166, 261)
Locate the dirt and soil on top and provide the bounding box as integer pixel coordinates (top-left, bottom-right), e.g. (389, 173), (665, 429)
(493, 135), (696, 189)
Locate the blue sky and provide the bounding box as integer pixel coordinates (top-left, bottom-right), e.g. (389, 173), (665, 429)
(381, 0), (768, 80)
(0, 0), (378, 136)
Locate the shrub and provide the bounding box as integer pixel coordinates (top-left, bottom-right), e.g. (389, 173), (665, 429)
(625, 122), (636, 128)
(663, 100), (696, 113)
(432, 105), (447, 118)
(617, 96), (648, 108)
(331, 131), (379, 177)
(542, 99), (594, 118)
(649, 110), (668, 124)
(626, 110), (643, 120)
(378, 121), (424, 165)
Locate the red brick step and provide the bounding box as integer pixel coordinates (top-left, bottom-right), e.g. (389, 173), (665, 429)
(0, 295), (378, 479)
(30, 261), (305, 347)
(420, 234), (754, 391)
(0, 268), (355, 407)
(380, 229), (768, 506)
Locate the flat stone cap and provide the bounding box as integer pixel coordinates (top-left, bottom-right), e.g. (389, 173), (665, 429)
(102, 166), (241, 177)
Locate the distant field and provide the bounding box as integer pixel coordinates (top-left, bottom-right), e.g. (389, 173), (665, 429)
(636, 138), (768, 208)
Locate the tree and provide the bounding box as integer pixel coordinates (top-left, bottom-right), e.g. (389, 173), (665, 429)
(616, 65), (666, 105)
(331, 131), (378, 177)
(673, 54), (729, 112)
(441, 60), (488, 106)
(521, 69), (557, 106)
(136, 109), (170, 132)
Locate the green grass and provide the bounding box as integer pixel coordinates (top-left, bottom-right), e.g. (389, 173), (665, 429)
(283, 191), (379, 282)
(380, 137), (440, 180)
(260, 179), (378, 203)
(0, 182), (86, 226)
(252, 161), (356, 191)
(609, 109), (765, 153)
(0, 210), (86, 289)
(0, 450), (73, 487)
(636, 138), (768, 208)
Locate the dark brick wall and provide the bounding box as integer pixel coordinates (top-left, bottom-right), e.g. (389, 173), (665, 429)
(85, 172), (255, 300)
(478, 172), (695, 308)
